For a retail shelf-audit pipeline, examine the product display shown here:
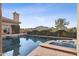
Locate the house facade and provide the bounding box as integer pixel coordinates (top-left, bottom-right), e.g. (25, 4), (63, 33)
(2, 12), (21, 34)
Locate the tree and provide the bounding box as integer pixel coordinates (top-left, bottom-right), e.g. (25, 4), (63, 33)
(65, 27), (77, 38)
(0, 3), (2, 56)
(55, 18), (69, 30)
(55, 18), (69, 37)
(67, 27), (76, 33)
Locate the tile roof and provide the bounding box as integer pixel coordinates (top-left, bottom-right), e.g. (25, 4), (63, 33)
(2, 17), (21, 24)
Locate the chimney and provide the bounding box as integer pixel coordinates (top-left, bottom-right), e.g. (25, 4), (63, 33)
(13, 11), (19, 22)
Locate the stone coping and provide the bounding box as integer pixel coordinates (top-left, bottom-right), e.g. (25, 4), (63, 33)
(2, 33), (27, 38)
(40, 43), (77, 55)
(27, 35), (76, 40)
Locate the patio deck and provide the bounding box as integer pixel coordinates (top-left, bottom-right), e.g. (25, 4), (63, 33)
(2, 33), (27, 38)
(28, 43), (77, 56)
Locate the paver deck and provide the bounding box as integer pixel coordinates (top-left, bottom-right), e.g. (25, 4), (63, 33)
(2, 33), (26, 38)
(28, 43), (77, 56)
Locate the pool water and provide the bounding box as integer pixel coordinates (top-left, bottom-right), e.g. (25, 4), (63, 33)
(3, 36), (76, 56)
(3, 36), (51, 56)
(50, 40), (76, 49)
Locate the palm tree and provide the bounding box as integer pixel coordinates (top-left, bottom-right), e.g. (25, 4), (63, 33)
(55, 18), (69, 37)
(0, 3), (2, 56)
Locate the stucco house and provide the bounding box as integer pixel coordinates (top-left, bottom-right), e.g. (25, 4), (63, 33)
(2, 12), (21, 34)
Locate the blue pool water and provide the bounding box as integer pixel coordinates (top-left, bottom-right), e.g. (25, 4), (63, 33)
(3, 36), (76, 56)
(3, 36), (51, 56)
(50, 40), (76, 48)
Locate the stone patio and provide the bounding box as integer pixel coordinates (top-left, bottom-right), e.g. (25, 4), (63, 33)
(28, 43), (77, 56)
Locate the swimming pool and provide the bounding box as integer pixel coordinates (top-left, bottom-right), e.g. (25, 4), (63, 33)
(3, 36), (52, 56)
(3, 36), (76, 56)
(50, 40), (76, 48)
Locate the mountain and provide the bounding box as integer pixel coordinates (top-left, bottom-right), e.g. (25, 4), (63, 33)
(27, 26), (50, 31)
(34, 26), (49, 31)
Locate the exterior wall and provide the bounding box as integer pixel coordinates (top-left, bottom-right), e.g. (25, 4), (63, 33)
(0, 3), (2, 56)
(2, 21), (20, 34)
(77, 3), (79, 56)
(1, 12), (20, 35)
(2, 25), (12, 34)
(11, 25), (20, 34)
(2, 22), (12, 34)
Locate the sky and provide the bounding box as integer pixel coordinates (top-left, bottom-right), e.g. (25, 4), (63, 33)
(2, 3), (77, 28)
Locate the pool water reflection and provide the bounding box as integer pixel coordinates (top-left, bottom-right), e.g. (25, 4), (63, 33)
(3, 36), (76, 56)
(3, 36), (50, 56)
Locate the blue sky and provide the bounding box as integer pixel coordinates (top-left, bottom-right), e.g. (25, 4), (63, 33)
(2, 3), (77, 28)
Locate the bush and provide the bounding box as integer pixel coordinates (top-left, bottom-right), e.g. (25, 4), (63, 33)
(27, 29), (76, 38)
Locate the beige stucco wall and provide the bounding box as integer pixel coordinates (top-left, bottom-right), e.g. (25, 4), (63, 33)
(2, 22), (19, 34)
(0, 3), (2, 56)
(77, 3), (79, 56)
(2, 25), (12, 34)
